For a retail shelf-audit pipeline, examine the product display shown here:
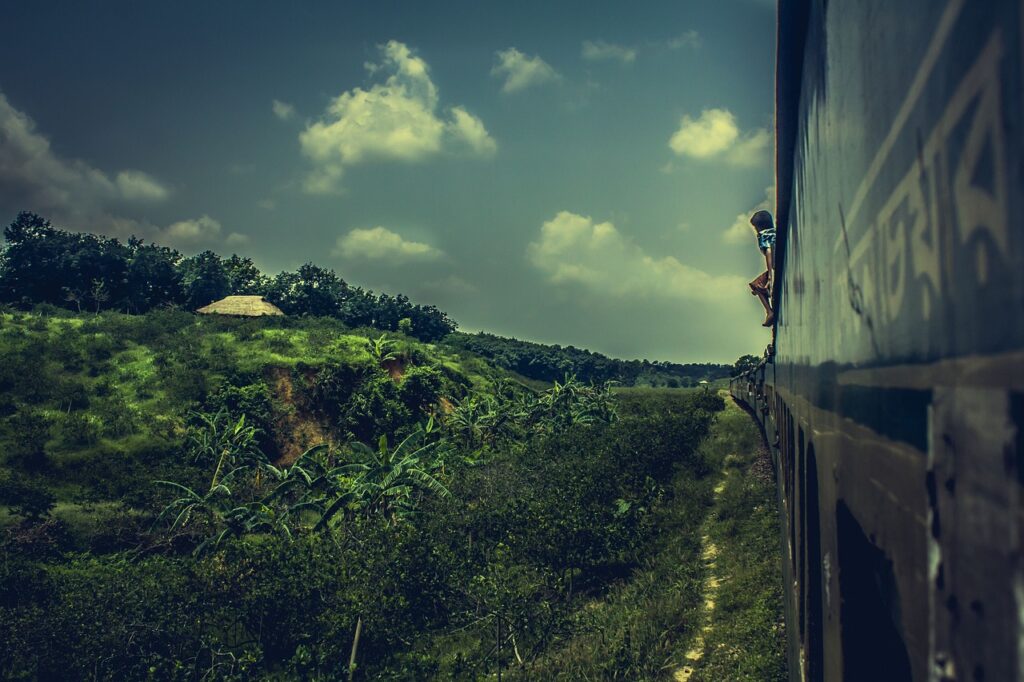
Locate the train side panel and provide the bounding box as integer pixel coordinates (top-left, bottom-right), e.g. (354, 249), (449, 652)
(735, 1), (1024, 680)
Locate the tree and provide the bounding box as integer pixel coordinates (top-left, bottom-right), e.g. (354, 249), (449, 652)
(0, 212), (130, 310)
(223, 255), (268, 295)
(731, 354), (761, 377)
(179, 250), (230, 310)
(266, 263), (347, 316)
(123, 240), (184, 312)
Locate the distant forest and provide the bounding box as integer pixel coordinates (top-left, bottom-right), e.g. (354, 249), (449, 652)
(0, 212), (728, 385)
(447, 332), (729, 386)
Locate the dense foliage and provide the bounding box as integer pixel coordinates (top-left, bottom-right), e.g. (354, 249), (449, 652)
(0, 309), (741, 679)
(447, 331), (730, 387)
(0, 212), (456, 341)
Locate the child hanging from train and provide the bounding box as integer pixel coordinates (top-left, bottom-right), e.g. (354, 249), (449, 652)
(748, 209), (776, 327)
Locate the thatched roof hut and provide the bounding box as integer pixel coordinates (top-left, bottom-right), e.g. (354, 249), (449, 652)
(196, 295), (284, 317)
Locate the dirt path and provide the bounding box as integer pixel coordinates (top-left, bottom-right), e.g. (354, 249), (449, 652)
(674, 477), (729, 682)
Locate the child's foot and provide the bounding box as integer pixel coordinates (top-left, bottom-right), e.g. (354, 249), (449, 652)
(762, 312), (775, 327)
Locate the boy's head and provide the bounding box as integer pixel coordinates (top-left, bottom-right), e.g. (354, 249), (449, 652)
(750, 210), (774, 231)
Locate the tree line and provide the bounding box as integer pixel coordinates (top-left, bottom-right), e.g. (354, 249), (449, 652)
(446, 331), (731, 386)
(0, 212), (456, 341)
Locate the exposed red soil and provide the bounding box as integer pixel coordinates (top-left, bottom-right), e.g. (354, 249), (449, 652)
(381, 358), (405, 382)
(266, 367), (333, 466)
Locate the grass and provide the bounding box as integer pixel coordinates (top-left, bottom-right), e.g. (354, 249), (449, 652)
(684, 396), (787, 682)
(508, 392), (786, 681)
(509, 468), (713, 680)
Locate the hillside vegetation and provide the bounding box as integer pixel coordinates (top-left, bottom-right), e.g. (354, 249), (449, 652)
(0, 213), (776, 680)
(0, 211), (728, 388)
(0, 309), (765, 680)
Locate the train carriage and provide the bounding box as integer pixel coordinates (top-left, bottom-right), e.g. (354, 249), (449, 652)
(731, 1), (1024, 680)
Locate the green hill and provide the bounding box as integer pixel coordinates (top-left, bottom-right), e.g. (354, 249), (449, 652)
(0, 307), (782, 680)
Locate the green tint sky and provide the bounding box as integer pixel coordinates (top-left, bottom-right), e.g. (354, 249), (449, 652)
(0, 0), (777, 362)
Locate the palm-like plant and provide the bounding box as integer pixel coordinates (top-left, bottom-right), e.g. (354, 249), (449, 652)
(321, 426), (450, 528)
(152, 479), (251, 555)
(528, 374), (618, 433)
(447, 395), (490, 450)
(187, 410), (265, 488)
(366, 336), (397, 364)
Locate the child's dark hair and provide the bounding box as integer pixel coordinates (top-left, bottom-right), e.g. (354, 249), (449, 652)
(750, 210), (774, 230)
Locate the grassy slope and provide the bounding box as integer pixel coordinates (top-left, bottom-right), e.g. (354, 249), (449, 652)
(0, 310), (511, 516)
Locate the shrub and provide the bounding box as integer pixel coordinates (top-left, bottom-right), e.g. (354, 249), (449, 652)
(0, 472), (55, 520)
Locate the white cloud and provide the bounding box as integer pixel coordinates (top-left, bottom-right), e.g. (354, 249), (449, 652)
(667, 30), (702, 49)
(0, 90), (238, 252)
(668, 108), (770, 167)
(299, 40), (495, 193)
(272, 99), (296, 121)
(491, 48), (560, 94)
(528, 211), (745, 302)
(334, 226), (443, 262)
(225, 232), (251, 247)
(447, 106), (498, 156)
(581, 40), (637, 64)
(115, 170), (171, 201)
(0, 91), (172, 222)
(723, 186), (774, 244)
(163, 215), (222, 247)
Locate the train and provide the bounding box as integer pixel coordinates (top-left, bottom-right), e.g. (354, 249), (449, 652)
(730, 1), (1024, 680)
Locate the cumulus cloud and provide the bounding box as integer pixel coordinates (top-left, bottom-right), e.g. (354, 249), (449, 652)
(668, 108), (770, 167)
(272, 99), (296, 120)
(0, 90), (238, 251)
(333, 226), (443, 262)
(723, 186), (775, 244)
(491, 48), (560, 94)
(163, 215), (222, 246)
(0, 92), (172, 222)
(581, 40), (637, 64)
(299, 41), (495, 194)
(115, 170), (171, 201)
(667, 30), (702, 49)
(225, 232), (251, 247)
(447, 106), (498, 156)
(528, 211), (745, 302)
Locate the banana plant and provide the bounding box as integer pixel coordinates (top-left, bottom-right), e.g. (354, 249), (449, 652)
(187, 410), (264, 489)
(446, 395), (491, 450)
(152, 479), (251, 555)
(366, 336), (397, 364)
(320, 425), (450, 528)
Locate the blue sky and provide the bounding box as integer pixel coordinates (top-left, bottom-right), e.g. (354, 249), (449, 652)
(0, 0), (776, 362)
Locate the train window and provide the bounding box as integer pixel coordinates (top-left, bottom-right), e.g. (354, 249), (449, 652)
(836, 501), (912, 681)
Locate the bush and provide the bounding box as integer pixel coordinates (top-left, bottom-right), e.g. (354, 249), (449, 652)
(0, 472), (55, 520)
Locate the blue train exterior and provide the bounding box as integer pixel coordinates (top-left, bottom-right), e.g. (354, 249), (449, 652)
(731, 1), (1024, 680)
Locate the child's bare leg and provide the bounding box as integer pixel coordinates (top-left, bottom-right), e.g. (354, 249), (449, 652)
(754, 289), (772, 317)
(764, 248), (774, 292)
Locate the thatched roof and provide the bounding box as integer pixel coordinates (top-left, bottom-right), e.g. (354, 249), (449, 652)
(196, 295), (284, 317)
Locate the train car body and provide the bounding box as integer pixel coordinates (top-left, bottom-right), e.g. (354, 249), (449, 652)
(731, 1), (1024, 680)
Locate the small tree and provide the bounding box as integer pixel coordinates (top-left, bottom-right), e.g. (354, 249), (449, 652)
(731, 354), (761, 377)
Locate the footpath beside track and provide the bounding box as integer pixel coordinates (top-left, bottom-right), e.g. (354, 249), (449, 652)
(673, 394), (786, 682)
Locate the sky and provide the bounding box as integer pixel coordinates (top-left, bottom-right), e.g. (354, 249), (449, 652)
(0, 0), (777, 363)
